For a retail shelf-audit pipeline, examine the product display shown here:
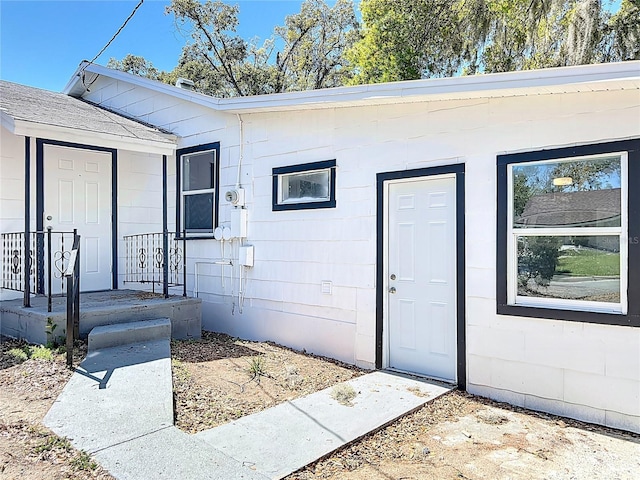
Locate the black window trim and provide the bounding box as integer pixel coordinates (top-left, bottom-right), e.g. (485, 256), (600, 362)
(272, 159), (337, 211)
(176, 142), (220, 239)
(497, 138), (640, 327)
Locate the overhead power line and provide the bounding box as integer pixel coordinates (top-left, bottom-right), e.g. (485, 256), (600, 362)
(88, 0), (145, 65)
(80, 0), (145, 91)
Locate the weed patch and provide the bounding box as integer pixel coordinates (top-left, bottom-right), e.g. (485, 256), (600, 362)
(331, 383), (357, 406)
(7, 347), (29, 363)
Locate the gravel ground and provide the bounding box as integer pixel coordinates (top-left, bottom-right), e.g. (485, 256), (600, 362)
(2, 333), (638, 480)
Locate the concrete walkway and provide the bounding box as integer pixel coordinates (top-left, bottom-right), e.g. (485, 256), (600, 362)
(44, 338), (452, 480)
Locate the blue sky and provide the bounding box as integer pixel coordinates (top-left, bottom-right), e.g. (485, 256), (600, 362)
(0, 0), (622, 93)
(0, 0), (309, 92)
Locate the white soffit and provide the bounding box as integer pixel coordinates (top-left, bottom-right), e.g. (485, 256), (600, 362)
(66, 60), (640, 114)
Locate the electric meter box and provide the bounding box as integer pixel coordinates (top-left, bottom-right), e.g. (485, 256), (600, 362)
(239, 245), (254, 267)
(230, 208), (247, 238)
(225, 188), (245, 207)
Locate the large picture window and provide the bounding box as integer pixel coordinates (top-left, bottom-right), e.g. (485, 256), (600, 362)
(509, 153), (627, 313)
(176, 143), (220, 237)
(497, 139), (639, 326)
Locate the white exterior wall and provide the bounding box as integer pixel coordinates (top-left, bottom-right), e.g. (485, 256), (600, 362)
(116, 150), (171, 291)
(79, 77), (640, 433)
(0, 127), (27, 234)
(0, 129), (36, 300)
(218, 89), (637, 433)
(0, 125), (176, 297)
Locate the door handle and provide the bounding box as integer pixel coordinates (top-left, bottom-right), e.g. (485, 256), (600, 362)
(389, 287), (396, 294)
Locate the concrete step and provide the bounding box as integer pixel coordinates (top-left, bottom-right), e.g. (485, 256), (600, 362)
(88, 318), (171, 352)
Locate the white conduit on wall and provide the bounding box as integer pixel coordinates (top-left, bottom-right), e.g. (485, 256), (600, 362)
(193, 245), (249, 313)
(194, 261), (233, 298)
(236, 113), (243, 189)
(192, 115), (250, 310)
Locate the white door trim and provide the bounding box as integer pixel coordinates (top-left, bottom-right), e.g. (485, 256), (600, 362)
(382, 174), (457, 381)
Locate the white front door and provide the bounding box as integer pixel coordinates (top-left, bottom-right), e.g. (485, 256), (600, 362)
(386, 175), (457, 381)
(44, 145), (112, 292)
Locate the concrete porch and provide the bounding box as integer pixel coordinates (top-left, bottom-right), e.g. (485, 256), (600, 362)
(0, 289), (201, 345)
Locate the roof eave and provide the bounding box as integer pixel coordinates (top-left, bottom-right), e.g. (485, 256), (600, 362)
(64, 60), (640, 114)
(64, 61), (222, 109)
(217, 62), (640, 113)
(1, 111), (16, 133)
(12, 119), (177, 155)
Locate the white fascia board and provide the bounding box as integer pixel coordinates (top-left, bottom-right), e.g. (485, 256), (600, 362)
(1, 111), (16, 133)
(217, 61), (640, 113)
(64, 60), (640, 114)
(12, 120), (176, 156)
(64, 61), (222, 109)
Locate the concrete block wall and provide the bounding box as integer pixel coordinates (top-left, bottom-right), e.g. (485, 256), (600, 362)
(0, 127), (27, 234)
(209, 89), (637, 432)
(0, 129), (35, 301)
(77, 77), (640, 432)
(116, 149), (168, 291)
(81, 76), (230, 140)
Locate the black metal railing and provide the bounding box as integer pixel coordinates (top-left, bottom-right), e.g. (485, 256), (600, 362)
(64, 234), (80, 367)
(123, 231), (186, 297)
(1, 228), (76, 311)
(1, 232), (36, 292)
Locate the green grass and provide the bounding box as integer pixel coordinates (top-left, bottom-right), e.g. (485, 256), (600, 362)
(557, 248), (620, 277)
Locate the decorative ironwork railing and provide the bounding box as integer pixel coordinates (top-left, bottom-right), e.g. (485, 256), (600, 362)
(1, 232), (36, 292)
(123, 232), (186, 296)
(1, 229), (77, 311)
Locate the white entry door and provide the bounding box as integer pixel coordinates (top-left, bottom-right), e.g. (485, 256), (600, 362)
(44, 145), (112, 292)
(386, 175), (457, 381)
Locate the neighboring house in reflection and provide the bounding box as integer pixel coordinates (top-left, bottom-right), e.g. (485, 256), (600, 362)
(516, 188), (622, 251)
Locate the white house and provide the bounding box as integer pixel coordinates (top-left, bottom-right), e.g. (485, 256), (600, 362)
(2, 61), (639, 433)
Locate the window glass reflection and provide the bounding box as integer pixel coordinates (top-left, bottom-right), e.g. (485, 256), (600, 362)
(517, 235), (620, 303)
(512, 156), (621, 228)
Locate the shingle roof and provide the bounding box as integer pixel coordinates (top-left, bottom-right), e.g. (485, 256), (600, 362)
(0, 80), (174, 144)
(516, 188), (621, 227)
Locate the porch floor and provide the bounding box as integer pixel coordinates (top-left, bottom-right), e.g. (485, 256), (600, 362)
(0, 289), (201, 345)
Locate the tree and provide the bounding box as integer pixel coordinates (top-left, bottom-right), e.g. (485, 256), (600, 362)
(161, 0), (359, 97)
(348, 0), (640, 84)
(167, 0), (271, 97)
(550, 158), (621, 192)
(603, 0), (640, 61)
(347, 0), (464, 83)
(275, 0), (360, 91)
(517, 237), (562, 289)
(107, 54), (161, 80)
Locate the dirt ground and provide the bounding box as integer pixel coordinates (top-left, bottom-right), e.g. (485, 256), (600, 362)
(0, 340), (114, 479)
(1, 333), (638, 480)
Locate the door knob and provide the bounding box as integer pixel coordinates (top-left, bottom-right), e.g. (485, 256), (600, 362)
(389, 287), (396, 294)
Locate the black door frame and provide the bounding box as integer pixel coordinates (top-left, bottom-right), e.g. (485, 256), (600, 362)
(36, 139), (118, 292)
(376, 164), (466, 390)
